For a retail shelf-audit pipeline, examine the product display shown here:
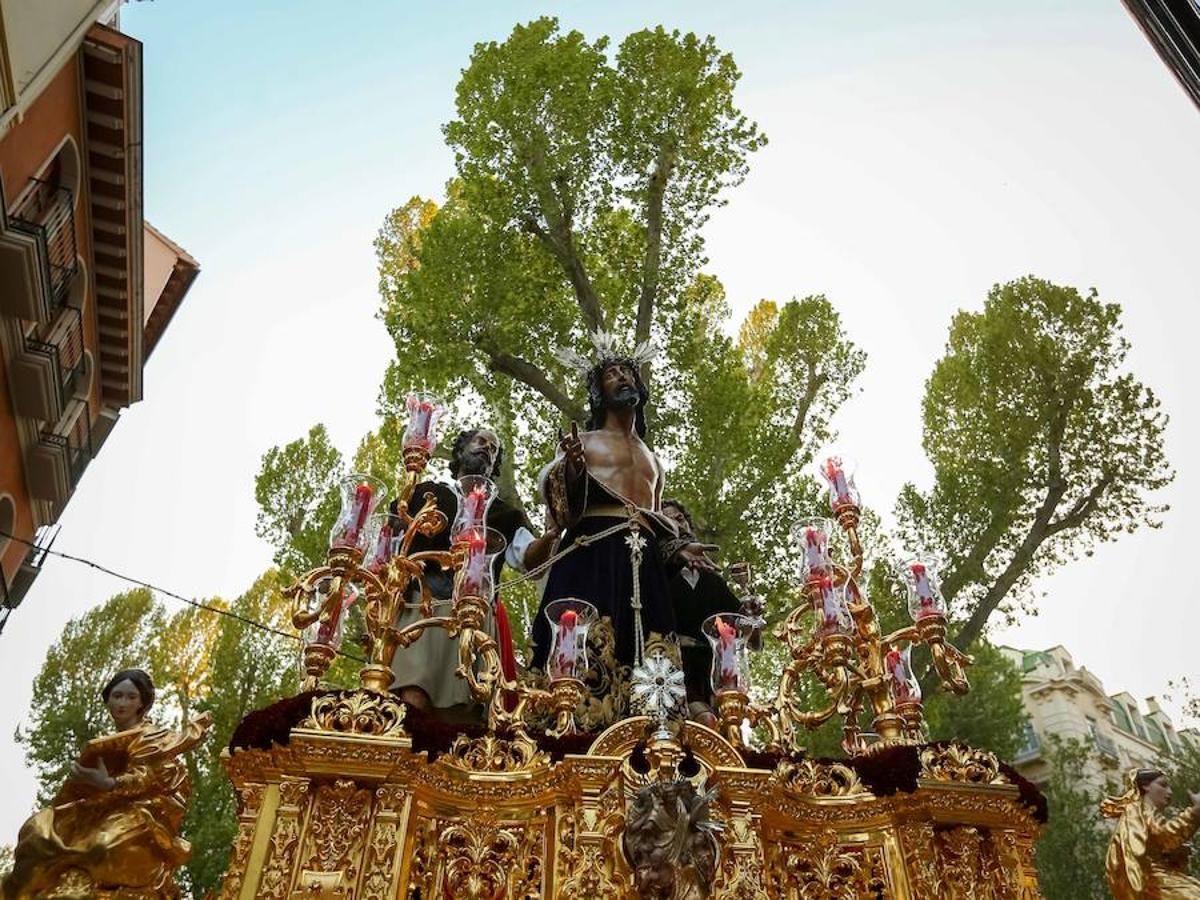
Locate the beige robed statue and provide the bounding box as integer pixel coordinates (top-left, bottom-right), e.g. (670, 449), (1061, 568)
(3, 669), (211, 900)
(1102, 767), (1200, 899)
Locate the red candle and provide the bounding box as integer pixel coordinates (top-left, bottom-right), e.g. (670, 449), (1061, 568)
(368, 522), (393, 574)
(315, 584), (355, 645)
(715, 616), (739, 690)
(333, 482), (374, 548)
(316, 602), (342, 645)
(886, 649), (910, 702)
(464, 485), (487, 528)
(818, 577), (846, 635)
(824, 458), (853, 507)
(910, 563), (938, 618)
(460, 530), (488, 597)
(405, 397), (436, 450)
(886, 648), (921, 705)
(804, 526), (828, 578)
(352, 482), (373, 531)
(553, 609), (579, 678)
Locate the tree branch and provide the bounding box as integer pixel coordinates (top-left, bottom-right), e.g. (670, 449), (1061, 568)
(1046, 472), (1115, 536)
(636, 143), (676, 352)
(735, 360), (826, 509)
(484, 347), (585, 422)
(952, 480), (1065, 651)
(942, 392), (1076, 627)
(940, 517), (1008, 604)
(521, 143), (605, 334)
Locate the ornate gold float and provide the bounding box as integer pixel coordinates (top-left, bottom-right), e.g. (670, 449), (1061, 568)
(215, 402), (1046, 898)
(217, 708), (1044, 898)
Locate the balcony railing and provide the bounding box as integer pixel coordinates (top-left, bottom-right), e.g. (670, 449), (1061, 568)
(24, 336), (85, 405)
(40, 413), (92, 492)
(1013, 731), (1042, 764)
(67, 416), (92, 487)
(15, 308), (87, 422)
(4, 524), (60, 629)
(9, 178), (78, 312)
(1094, 731), (1120, 760)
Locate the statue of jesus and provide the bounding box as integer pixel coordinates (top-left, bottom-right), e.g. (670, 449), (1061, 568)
(529, 339), (715, 729)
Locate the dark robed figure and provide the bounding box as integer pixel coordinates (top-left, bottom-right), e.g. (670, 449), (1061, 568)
(530, 352), (714, 729)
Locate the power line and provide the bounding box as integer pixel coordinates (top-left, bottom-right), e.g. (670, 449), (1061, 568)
(0, 529), (366, 663)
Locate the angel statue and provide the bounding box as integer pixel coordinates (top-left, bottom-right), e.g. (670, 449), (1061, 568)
(1102, 767), (1200, 899)
(3, 668), (212, 900)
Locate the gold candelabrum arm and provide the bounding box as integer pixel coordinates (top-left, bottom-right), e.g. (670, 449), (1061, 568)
(283, 439), (595, 743)
(718, 502), (975, 757)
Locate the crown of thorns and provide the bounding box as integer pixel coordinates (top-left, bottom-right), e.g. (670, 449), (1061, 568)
(553, 329), (659, 375)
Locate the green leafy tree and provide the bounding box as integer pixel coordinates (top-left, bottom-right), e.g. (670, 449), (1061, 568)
(16, 588), (163, 804)
(0, 845), (12, 882)
(255, 424), (345, 576)
(1035, 736), (1111, 900)
(363, 18), (859, 602)
(150, 603), (226, 728)
(182, 571), (296, 896)
(898, 277), (1172, 651)
(924, 640), (1026, 759)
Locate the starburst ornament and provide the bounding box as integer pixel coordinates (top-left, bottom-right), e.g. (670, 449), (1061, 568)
(624, 531), (647, 555)
(630, 651), (686, 722)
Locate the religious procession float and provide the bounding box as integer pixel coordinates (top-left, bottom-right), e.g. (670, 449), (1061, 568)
(4, 336), (1065, 899)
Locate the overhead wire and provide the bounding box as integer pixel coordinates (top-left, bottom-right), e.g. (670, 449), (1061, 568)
(0, 529), (367, 664)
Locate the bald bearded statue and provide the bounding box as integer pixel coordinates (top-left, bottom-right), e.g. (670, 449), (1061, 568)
(530, 354), (716, 729)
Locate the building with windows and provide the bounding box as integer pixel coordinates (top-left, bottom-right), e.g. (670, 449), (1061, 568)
(0, 1), (199, 628)
(1000, 645), (1199, 792)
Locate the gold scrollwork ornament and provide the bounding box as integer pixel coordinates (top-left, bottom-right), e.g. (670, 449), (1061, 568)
(920, 742), (1006, 785)
(301, 689), (406, 738)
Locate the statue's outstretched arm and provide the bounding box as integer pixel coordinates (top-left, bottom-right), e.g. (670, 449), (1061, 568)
(1148, 806), (1200, 853)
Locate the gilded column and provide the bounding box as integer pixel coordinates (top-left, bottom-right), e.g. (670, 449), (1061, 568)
(257, 777), (311, 900)
(219, 782), (266, 900)
(555, 760), (625, 898)
(359, 784), (412, 900)
(713, 773), (769, 900)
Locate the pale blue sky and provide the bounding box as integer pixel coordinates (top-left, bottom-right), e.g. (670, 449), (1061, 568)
(2, 1), (1198, 837)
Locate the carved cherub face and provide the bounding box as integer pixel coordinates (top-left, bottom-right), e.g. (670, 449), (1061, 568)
(105, 679), (144, 730)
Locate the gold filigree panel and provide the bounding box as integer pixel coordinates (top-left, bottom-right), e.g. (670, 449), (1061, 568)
(438, 732), (550, 775)
(899, 823), (1036, 900)
(774, 759), (869, 799)
(294, 779), (372, 894)
(301, 690), (407, 738)
(766, 832), (890, 899)
(404, 810), (546, 899)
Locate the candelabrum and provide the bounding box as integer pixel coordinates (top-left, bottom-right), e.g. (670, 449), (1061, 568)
(713, 453), (973, 756)
(286, 390), (590, 741)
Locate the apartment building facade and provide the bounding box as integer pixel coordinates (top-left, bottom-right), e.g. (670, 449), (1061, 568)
(1001, 645), (1199, 792)
(0, 1), (198, 628)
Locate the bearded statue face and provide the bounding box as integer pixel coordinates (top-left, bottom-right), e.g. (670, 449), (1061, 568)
(449, 428), (502, 479)
(585, 360), (650, 436)
(600, 362), (640, 409)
